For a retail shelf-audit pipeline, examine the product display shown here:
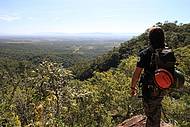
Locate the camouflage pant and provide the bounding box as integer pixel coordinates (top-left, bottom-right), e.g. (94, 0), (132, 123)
(143, 97), (163, 127)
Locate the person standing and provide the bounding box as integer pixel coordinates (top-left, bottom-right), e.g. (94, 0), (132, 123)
(130, 27), (175, 127)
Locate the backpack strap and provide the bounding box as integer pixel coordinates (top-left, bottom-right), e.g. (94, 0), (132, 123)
(154, 48), (163, 69)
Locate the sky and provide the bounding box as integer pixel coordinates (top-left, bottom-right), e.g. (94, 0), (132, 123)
(0, 0), (189, 35)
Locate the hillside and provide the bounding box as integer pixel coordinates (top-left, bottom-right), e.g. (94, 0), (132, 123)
(76, 22), (190, 80)
(0, 22), (190, 127)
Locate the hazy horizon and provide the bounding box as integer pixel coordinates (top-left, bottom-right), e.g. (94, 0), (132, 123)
(0, 32), (138, 37)
(0, 0), (189, 35)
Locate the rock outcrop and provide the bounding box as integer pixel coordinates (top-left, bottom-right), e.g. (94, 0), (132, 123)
(117, 115), (173, 127)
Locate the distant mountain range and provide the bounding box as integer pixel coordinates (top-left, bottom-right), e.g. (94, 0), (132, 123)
(0, 32), (138, 37)
(32, 32), (138, 36)
(0, 32), (139, 42)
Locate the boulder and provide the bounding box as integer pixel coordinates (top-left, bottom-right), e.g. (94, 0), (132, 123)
(117, 115), (173, 127)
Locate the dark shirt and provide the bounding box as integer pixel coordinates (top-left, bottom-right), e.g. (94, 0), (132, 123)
(137, 47), (159, 98)
(137, 46), (176, 84)
(137, 47), (152, 69)
(137, 47), (156, 81)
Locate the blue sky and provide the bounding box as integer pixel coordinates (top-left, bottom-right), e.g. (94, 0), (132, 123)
(0, 0), (189, 35)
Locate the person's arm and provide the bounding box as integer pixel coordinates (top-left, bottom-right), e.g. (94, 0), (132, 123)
(131, 67), (143, 96)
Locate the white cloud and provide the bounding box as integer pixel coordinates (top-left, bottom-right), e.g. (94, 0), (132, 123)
(0, 15), (21, 21)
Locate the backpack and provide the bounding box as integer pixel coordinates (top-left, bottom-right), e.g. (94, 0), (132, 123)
(150, 47), (176, 89)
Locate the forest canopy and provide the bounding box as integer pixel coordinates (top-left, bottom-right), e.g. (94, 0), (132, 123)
(0, 22), (190, 127)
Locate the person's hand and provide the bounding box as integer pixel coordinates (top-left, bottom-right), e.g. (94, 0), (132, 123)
(131, 87), (137, 96)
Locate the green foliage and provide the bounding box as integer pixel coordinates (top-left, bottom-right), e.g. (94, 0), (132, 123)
(161, 45), (190, 126)
(77, 50), (121, 80)
(76, 22), (190, 80)
(118, 56), (138, 77)
(162, 95), (190, 126)
(0, 61), (74, 126)
(174, 45), (190, 76)
(0, 21), (190, 126)
(0, 41), (116, 68)
(0, 57), (143, 126)
(68, 58), (142, 126)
